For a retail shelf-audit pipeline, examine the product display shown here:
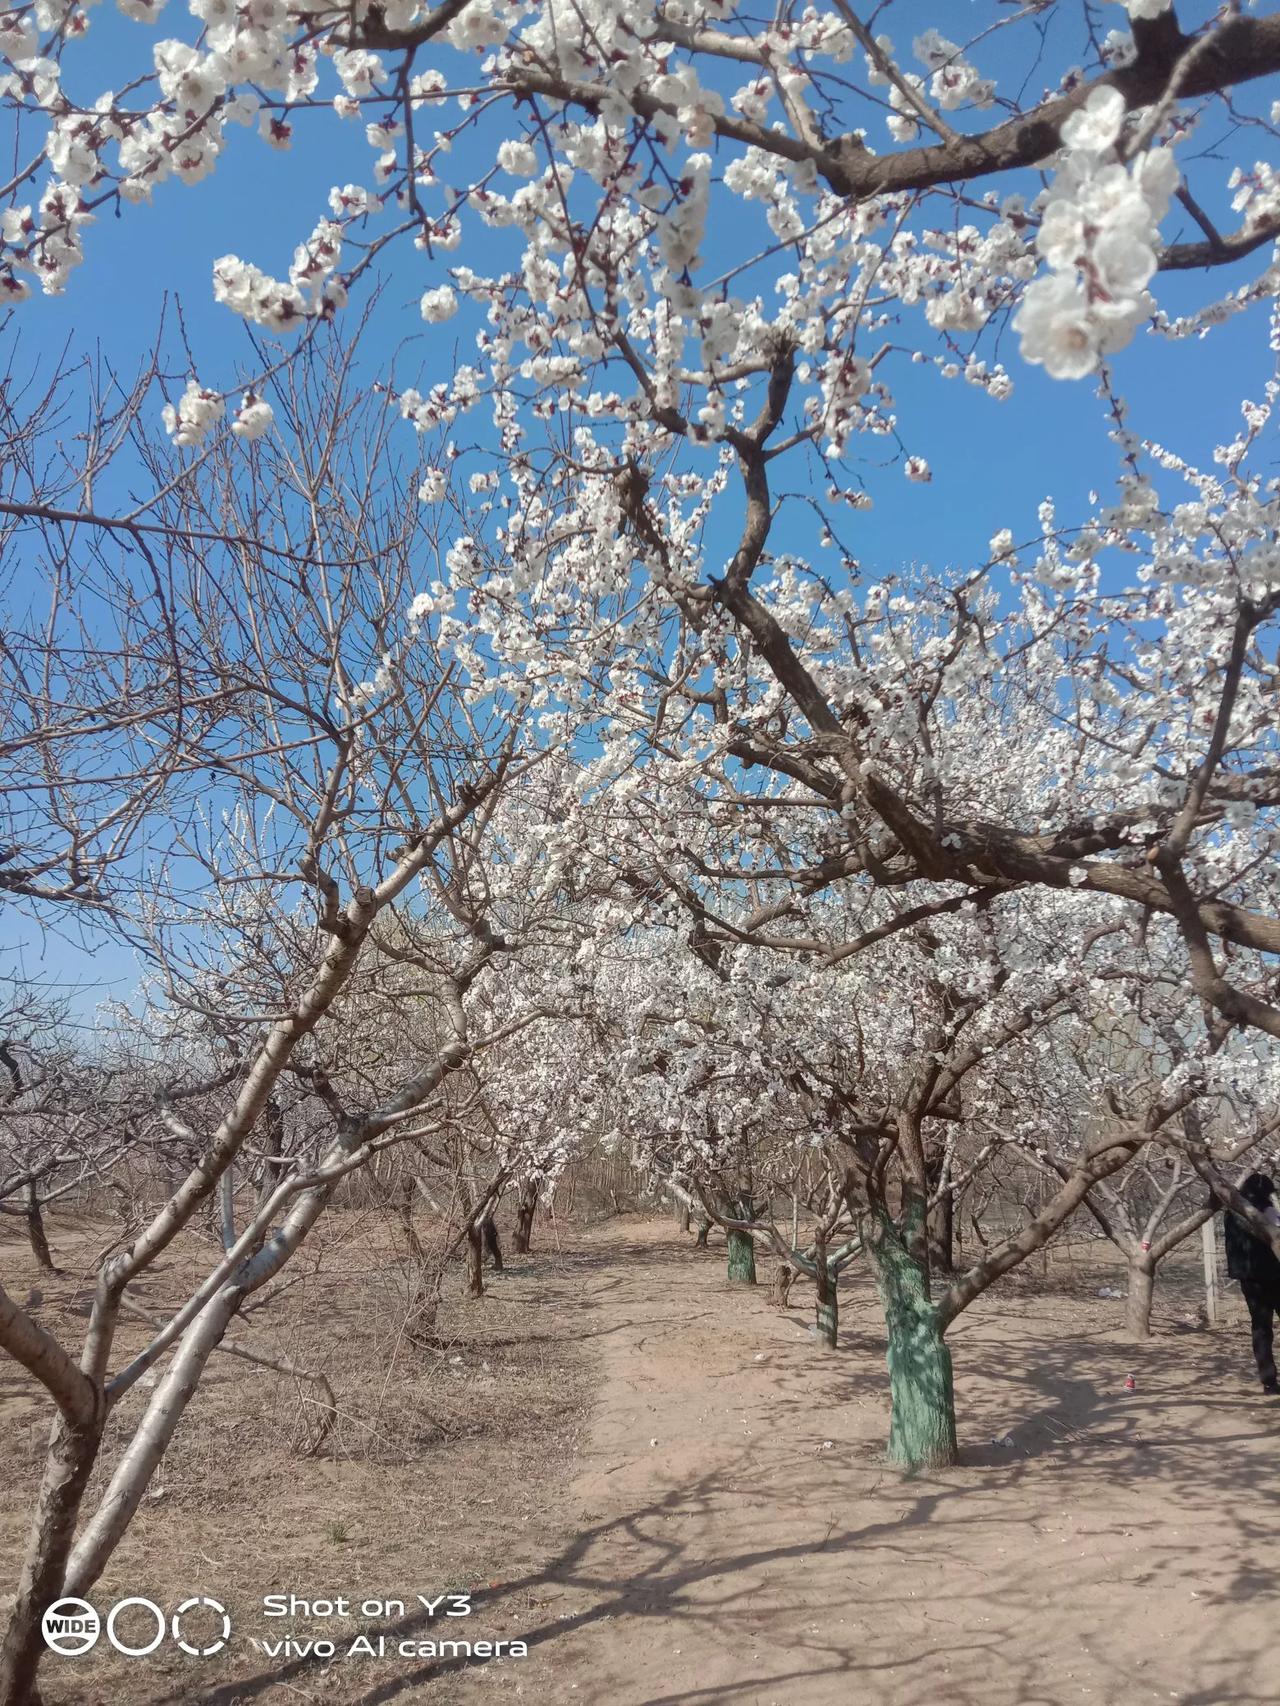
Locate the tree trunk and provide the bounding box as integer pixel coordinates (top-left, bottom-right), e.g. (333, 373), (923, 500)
(726, 1228), (756, 1283)
(726, 1200), (756, 1285)
(0, 1413), (103, 1706)
(406, 1288), (440, 1345)
(256, 1099), (286, 1208)
(63, 1288), (241, 1597)
(769, 1261), (794, 1310)
(695, 1218), (710, 1249)
(398, 1175), (427, 1269)
(676, 1201), (690, 1235)
(24, 1184), (56, 1274)
(927, 1187), (953, 1276)
(466, 1225), (484, 1297)
(814, 1258), (838, 1350)
(1126, 1248), (1156, 1339)
(482, 1217), (503, 1271)
(867, 1210), (957, 1469)
(512, 1179), (538, 1254)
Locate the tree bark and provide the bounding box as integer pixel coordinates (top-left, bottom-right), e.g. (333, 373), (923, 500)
(694, 1218), (710, 1249)
(256, 1098), (286, 1208)
(397, 1175), (427, 1269)
(0, 1412), (103, 1706)
(24, 1185), (57, 1275)
(814, 1256), (838, 1350)
(512, 1179), (538, 1254)
(1126, 1248), (1156, 1339)
(406, 1288), (440, 1344)
(63, 1287), (241, 1597)
(482, 1217), (503, 1272)
(927, 1186), (953, 1276)
(726, 1227), (756, 1283)
(867, 1208), (957, 1469)
(466, 1225), (484, 1297)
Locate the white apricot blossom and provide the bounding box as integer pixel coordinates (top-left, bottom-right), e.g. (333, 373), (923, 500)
(420, 283), (457, 322)
(0, 0), (1267, 423)
(213, 254), (310, 329)
(497, 139), (538, 177)
(1015, 86), (1179, 378)
(161, 378), (224, 447)
(231, 393), (273, 440)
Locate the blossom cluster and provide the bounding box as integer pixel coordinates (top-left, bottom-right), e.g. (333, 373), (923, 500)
(160, 379), (225, 449)
(0, 0), (1268, 453)
(1014, 86), (1179, 379)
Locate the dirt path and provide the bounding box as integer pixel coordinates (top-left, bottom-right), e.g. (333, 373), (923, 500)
(8, 1217), (1277, 1706)
(449, 1218), (1278, 1706)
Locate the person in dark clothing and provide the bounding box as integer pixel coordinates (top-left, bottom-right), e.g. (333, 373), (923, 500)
(1224, 1171), (1280, 1394)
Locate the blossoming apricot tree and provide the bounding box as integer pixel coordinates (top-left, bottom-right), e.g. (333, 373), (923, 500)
(7, 0), (1272, 1027)
(2, 0), (1280, 1644)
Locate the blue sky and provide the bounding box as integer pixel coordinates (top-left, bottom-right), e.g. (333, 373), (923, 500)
(4, 2), (1277, 1020)
(14, 1), (1272, 568)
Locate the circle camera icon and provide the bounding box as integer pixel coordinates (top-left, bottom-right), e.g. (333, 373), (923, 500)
(172, 1595), (231, 1657)
(105, 1597), (166, 1658)
(41, 1598), (100, 1656)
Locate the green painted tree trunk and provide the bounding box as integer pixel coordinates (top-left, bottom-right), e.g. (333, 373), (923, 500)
(868, 1209), (958, 1468)
(726, 1202), (757, 1284)
(814, 1276), (838, 1349)
(726, 1228), (756, 1284)
(814, 1236), (837, 1349)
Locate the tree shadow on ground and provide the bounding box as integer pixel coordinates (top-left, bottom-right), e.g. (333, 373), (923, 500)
(177, 1230), (1279, 1706)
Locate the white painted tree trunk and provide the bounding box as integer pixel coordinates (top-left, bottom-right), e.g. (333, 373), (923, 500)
(1202, 1218), (1219, 1328)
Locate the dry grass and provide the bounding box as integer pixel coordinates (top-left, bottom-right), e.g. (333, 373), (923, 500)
(0, 1204), (595, 1705)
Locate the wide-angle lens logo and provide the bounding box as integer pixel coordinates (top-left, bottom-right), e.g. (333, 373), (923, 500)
(40, 1600), (99, 1657)
(41, 1595), (229, 1658)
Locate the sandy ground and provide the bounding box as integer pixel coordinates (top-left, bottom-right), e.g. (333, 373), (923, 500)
(4, 1216), (1277, 1706)
(426, 1222), (1278, 1706)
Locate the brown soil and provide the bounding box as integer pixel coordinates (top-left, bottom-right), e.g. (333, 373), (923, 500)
(0, 1208), (593, 1706)
(3, 1215), (1275, 1706)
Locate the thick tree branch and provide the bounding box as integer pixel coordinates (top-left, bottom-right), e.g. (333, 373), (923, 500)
(493, 14), (1280, 213)
(0, 1283), (97, 1427)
